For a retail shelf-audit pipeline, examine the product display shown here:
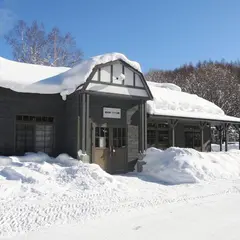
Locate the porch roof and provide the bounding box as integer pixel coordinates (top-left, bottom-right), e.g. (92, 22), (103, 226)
(147, 82), (240, 124)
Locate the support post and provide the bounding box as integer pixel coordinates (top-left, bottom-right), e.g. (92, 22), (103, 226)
(225, 123), (229, 152)
(199, 122), (207, 152)
(239, 125), (240, 150)
(139, 101), (145, 153)
(169, 119), (178, 147)
(85, 94), (90, 155)
(81, 93), (86, 153)
(172, 126), (175, 147)
(144, 103), (147, 151)
(239, 126), (240, 150)
(219, 126), (223, 152)
(233, 124), (240, 150)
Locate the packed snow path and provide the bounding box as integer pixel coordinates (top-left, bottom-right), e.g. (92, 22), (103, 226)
(14, 186), (240, 240)
(3, 178), (240, 240)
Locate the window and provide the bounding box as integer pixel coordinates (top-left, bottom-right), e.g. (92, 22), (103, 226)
(16, 124), (35, 153)
(15, 115), (54, 155)
(184, 126), (201, 148)
(147, 130), (156, 146)
(95, 127), (109, 148)
(113, 128), (126, 148)
(147, 122), (169, 149)
(35, 125), (54, 154)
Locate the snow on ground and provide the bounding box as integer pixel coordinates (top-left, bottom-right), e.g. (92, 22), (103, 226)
(141, 147), (240, 184)
(211, 142), (239, 152)
(13, 188), (240, 240)
(1, 149), (240, 239)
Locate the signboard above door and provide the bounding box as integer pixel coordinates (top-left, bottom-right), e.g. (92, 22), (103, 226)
(103, 107), (121, 119)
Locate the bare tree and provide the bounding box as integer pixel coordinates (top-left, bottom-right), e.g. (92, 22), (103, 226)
(5, 20), (83, 67)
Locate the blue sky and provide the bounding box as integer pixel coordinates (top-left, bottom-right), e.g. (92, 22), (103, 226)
(0, 0), (239, 72)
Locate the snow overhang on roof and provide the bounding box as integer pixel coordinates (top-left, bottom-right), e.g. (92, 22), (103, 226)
(0, 54), (239, 124)
(0, 56), (70, 86)
(0, 53), (142, 100)
(146, 81), (240, 124)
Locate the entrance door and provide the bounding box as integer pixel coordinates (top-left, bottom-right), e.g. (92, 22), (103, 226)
(92, 125), (127, 173)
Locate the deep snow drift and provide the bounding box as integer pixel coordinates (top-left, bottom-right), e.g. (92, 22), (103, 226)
(141, 147), (240, 184)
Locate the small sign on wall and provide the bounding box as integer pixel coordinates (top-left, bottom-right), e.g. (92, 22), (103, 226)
(103, 107), (121, 119)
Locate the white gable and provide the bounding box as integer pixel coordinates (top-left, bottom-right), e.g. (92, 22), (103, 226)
(86, 61), (149, 98)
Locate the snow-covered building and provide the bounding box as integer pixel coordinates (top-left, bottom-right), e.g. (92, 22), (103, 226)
(0, 53), (239, 173)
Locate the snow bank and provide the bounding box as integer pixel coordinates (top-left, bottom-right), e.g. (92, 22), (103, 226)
(0, 152), (127, 237)
(0, 152), (121, 192)
(146, 81), (240, 122)
(141, 147), (240, 184)
(0, 156), (12, 166)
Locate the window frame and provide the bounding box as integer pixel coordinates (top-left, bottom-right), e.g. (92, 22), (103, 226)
(15, 115), (55, 155)
(147, 122), (169, 149)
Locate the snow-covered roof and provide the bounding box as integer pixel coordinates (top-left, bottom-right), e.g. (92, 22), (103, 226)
(0, 53), (141, 98)
(34, 52), (142, 97)
(147, 81), (240, 123)
(0, 54), (239, 123)
(0, 56), (69, 87)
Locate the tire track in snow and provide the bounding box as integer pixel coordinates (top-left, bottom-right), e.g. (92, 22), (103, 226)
(1, 180), (240, 237)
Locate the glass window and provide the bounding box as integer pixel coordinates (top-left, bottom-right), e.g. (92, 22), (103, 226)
(147, 122), (169, 148)
(147, 130), (156, 147)
(95, 127), (109, 148)
(113, 128), (126, 148)
(15, 116), (54, 155)
(184, 126), (201, 148)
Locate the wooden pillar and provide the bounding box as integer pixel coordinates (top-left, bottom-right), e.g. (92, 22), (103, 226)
(219, 126), (223, 152)
(225, 123), (229, 152)
(199, 122), (207, 152)
(139, 101), (145, 153)
(232, 124), (240, 150)
(172, 126), (175, 147)
(170, 120), (178, 147)
(239, 126), (240, 150)
(85, 94), (90, 155)
(144, 103), (147, 151)
(81, 93), (86, 153)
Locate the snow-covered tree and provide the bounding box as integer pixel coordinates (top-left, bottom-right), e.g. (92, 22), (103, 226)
(5, 20), (83, 67)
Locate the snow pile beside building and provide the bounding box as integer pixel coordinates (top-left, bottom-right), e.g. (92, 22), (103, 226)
(0, 152), (128, 237)
(141, 147), (240, 184)
(0, 152), (123, 198)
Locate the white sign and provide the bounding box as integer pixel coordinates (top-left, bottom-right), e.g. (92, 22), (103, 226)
(103, 107), (121, 119)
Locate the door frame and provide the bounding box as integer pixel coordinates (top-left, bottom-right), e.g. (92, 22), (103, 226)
(91, 123), (128, 173)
